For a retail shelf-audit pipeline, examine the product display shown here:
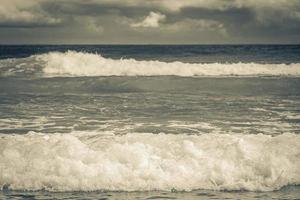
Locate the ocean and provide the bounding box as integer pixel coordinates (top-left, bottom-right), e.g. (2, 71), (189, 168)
(0, 45), (300, 199)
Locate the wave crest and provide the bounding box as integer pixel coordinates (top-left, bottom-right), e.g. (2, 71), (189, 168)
(35, 51), (300, 77)
(1, 132), (299, 192)
(2, 51), (300, 77)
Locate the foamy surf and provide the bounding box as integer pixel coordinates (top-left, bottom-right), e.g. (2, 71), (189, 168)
(1, 51), (300, 77)
(1, 132), (299, 192)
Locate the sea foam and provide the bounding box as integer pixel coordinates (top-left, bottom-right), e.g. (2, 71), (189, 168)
(35, 51), (300, 77)
(1, 51), (300, 77)
(1, 132), (299, 192)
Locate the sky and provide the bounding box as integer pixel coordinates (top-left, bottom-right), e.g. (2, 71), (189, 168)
(0, 0), (300, 44)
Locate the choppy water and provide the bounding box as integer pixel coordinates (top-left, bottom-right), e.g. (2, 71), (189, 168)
(0, 45), (300, 199)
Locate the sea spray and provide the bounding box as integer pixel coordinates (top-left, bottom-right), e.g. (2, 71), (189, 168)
(1, 51), (300, 77)
(1, 132), (299, 192)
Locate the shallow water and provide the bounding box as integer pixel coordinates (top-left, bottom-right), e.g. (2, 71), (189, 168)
(0, 45), (299, 199)
(1, 186), (300, 200)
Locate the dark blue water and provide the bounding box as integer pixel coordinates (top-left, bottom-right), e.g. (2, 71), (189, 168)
(1, 45), (300, 63)
(0, 45), (299, 200)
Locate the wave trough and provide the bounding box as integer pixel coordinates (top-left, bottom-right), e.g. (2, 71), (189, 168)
(1, 51), (300, 77)
(1, 132), (299, 192)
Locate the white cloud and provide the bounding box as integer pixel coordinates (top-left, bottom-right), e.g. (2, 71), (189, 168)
(131, 12), (166, 28)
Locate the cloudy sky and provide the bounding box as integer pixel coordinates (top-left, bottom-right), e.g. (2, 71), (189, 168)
(0, 0), (300, 44)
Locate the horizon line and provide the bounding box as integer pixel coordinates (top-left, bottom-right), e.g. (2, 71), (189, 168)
(0, 43), (300, 46)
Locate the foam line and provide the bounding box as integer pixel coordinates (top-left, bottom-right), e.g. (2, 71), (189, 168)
(1, 132), (299, 191)
(1, 51), (300, 77)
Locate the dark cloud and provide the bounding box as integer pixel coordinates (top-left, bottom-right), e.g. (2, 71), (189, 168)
(0, 0), (299, 44)
(0, 0), (62, 28)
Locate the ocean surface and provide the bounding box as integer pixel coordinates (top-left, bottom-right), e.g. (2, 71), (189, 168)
(0, 45), (300, 199)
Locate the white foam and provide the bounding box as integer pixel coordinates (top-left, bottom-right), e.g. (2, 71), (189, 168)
(31, 51), (300, 77)
(1, 131), (299, 192)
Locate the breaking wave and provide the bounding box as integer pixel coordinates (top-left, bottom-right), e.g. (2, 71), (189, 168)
(1, 51), (300, 77)
(1, 132), (299, 192)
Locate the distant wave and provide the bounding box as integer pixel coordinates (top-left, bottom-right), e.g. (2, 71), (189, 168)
(0, 51), (300, 77)
(1, 131), (299, 192)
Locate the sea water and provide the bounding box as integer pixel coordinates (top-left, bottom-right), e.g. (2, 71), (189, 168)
(0, 45), (300, 199)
